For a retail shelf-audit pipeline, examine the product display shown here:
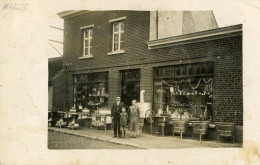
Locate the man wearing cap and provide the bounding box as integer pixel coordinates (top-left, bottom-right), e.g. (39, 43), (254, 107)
(111, 96), (125, 138)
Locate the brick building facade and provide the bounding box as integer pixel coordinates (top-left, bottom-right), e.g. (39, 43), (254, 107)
(56, 10), (243, 126)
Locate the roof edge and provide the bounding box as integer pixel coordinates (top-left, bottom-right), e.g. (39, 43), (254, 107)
(147, 24), (242, 49)
(57, 10), (91, 19)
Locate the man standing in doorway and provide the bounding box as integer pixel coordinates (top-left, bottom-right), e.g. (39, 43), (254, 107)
(111, 96), (125, 138)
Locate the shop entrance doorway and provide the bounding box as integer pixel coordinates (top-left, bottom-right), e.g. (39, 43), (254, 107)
(120, 69), (140, 108)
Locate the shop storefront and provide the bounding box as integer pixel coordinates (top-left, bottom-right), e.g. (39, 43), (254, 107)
(53, 11), (242, 143)
(73, 71), (109, 112)
(153, 61), (214, 120)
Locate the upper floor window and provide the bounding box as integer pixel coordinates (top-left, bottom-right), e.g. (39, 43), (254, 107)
(83, 28), (93, 56)
(108, 16), (126, 55)
(112, 21), (124, 52)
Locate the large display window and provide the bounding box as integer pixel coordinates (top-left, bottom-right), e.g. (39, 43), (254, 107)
(153, 61), (214, 120)
(73, 72), (108, 112)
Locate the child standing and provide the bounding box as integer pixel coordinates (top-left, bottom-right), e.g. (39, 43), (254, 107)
(120, 107), (128, 139)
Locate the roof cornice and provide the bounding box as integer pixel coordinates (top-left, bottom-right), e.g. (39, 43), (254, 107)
(147, 24), (242, 50)
(57, 10), (91, 19)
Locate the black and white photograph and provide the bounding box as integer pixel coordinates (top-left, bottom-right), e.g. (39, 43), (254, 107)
(1, 0), (260, 164)
(48, 10), (243, 149)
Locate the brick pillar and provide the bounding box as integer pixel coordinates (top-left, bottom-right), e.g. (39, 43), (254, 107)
(212, 37), (243, 125)
(108, 70), (120, 108)
(140, 66), (153, 103)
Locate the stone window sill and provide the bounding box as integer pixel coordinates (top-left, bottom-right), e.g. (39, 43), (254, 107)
(107, 50), (125, 56)
(79, 55), (93, 59)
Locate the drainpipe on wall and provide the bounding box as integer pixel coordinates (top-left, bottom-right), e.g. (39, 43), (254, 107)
(140, 90), (145, 103)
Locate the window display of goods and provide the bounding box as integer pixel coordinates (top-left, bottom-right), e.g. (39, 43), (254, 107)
(98, 108), (111, 115)
(73, 72), (109, 113)
(70, 108), (76, 113)
(82, 108), (90, 113)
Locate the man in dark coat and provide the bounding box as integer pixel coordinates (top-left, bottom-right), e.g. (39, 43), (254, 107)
(111, 96), (125, 138)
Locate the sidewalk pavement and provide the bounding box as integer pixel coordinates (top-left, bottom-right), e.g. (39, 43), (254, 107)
(48, 127), (242, 149)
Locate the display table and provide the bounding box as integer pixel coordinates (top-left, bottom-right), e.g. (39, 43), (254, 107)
(91, 108), (112, 130)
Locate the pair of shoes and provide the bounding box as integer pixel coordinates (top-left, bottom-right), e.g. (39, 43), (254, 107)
(113, 136), (117, 138)
(133, 136), (136, 138)
(117, 136), (122, 139)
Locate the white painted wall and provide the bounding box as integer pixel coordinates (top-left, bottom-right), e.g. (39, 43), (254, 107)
(150, 11), (219, 40)
(158, 11), (183, 39)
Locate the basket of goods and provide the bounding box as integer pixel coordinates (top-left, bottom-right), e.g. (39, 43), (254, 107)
(70, 108), (76, 113)
(55, 117), (67, 128)
(67, 117), (80, 130)
(215, 122), (235, 143)
(192, 121), (210, 141)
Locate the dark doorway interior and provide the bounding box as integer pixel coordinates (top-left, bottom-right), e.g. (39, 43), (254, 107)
(120, 69), (140, 108)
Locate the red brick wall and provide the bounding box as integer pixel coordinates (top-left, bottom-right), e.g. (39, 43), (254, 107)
(63, 11), (150, 70)
(108, 70), (121, 107)
(62, 11), (243, 125)
(213, 37), (243, 125)
(140, 66), (153, 103)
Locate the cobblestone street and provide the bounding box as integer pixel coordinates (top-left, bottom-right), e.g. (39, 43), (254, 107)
(48, 130), (138, 149)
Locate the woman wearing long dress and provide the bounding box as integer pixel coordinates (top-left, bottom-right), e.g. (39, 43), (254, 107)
(128, 99), (140, 138)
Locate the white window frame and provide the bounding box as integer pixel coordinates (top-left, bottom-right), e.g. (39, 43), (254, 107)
(83, 28), (93, 56)
(107, 17), (126, 55)
(112, 21), (124, 52)
(79, 24), (94, 59)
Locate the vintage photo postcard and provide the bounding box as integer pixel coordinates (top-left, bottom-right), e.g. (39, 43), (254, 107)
(1, 0), (260, 165)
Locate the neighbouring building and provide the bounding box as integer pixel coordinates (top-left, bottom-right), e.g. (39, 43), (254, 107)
(56, 10), (243, 142)
(48, 57), (63, 112)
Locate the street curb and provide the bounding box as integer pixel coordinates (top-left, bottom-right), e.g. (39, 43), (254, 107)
(48, 128), (148, 149)
(48, 128), (242, 148)
(140, 133), (242, 148)
(169, 138), (242, 147)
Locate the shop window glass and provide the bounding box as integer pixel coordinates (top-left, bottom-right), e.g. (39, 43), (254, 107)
(128, 71), (133, 80)
(165, 67), (171, 77)
(134, 70), (140, 80)
(73, 72), (109, 113)
(182, 66), (187, 76)
(159, 68), (164, 78)
(206, 62), (214, 74)
(171, 67), (175, 77)
(201, 64), (206, 75)
(188, 66), (193, 75)
(153, 61), (214, 119)
(175, 66), (181, 76)
(195, 65), (201, 75)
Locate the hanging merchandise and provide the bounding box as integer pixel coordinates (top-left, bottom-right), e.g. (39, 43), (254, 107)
(203, 78), (212, 84)
(188, 78), (213, 90)
(177, 86), (185, 93)
(188, 79), (201, 90)
(162, 80), (171, 87)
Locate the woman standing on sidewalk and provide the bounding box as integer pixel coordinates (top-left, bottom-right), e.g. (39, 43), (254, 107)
(129, 99), (140, 138)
